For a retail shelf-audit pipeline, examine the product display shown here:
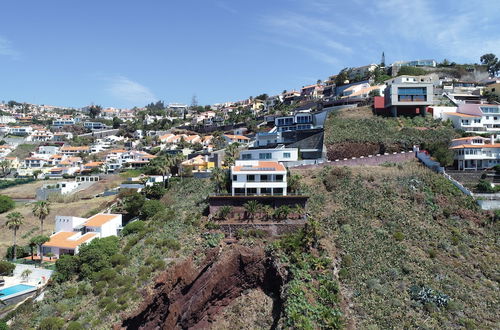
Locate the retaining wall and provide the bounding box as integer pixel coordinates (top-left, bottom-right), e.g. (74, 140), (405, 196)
(292, 151), (415, 169)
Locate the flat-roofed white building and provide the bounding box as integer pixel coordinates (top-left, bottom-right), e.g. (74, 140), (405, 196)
(239, 146), (298, 163)
(231, 160), (287, 196)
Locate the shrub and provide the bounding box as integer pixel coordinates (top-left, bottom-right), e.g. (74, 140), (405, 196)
(408, 285), (449, 308)
(94, 268), (117, 282)
(0, 195), (15, 214)
(39, 317), (65, 330)
(393, 231), (405, 241)
(53, 255), (77, 282)
(6, 245), (30, 259)
(143, 183), (166, 200)
(205, 221), (220, 230)
(0, 321), (7, 330)
(140, 200), (165, 219)
(158, 238), (180, 250)
(476, 179), (494, 193)
(63, 287), (78, 299)
(123, 192), (145, 217)
(0, 260), (15, 276)
(66, 321), (84, 330)
(428, 249), (437, 259)
(93, 281), (107, 295)
(341, 254), (353, 268)
(121, 221), (145, 236)
(110, 254), (129, 267)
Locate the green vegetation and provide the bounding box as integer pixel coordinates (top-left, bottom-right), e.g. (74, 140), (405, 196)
(324, 107), (458, 161)
(269, 220), (342, 329)
(0, 195), (15, 213)
(9, 143), (37, 159)
(8, 178), (213, 328)
(298, 163), (498, 328)
(0, 260), (15, 276)
(0, 178), (35, 189)
(121, 221), (145, 236)
(396, 66), (427, 76)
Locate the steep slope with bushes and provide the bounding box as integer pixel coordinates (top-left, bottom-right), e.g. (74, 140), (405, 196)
(295, 162), (499, 328)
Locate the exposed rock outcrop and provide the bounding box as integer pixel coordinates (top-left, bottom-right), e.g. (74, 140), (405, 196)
(121, 245), (282, 330)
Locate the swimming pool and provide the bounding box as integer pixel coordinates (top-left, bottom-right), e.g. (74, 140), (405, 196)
(0, 284), (37, 300)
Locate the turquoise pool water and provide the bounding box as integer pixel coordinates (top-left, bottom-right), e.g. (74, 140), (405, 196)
(0, 284), (36, 299)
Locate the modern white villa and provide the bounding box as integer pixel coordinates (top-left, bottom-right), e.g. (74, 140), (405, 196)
(450, 136), (500, 170)
(230, 160), (287, 196)
(239, 146), (299, 163)
(42, 213), (122, 258)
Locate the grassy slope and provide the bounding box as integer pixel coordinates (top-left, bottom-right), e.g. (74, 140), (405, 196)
(294, 162), (499, 329)
(8, 144), (38, 159)
(324, 107), (458, 149)
(8, 178), (213, 329)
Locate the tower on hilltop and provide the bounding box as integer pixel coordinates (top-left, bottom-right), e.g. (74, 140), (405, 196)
(381, 52), (386, 67)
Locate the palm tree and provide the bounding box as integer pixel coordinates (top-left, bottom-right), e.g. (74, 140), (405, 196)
(217, 205), (233, 221)
(243, 200), (261, 223)
(211, 167), (227, 193)
(224, 142), (240, 167)
(261, 205), (274, 221)
(6, 211), (24, 261)
(32, 201), (51, 235)
(274, 205), (292, 221)
(154, 160), (171, 188)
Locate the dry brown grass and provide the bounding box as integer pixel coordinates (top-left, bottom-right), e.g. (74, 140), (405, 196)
(334, 105), (374, 119)
(0, 180), (63, 199)
(0, 196), (115, 257)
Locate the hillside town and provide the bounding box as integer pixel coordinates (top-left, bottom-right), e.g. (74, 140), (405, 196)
(1, 53), (500, 329)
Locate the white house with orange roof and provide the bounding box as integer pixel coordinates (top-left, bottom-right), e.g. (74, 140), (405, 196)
(231, 160), (287, 196)
(450, 135), (500, 170)
(185, 135), (202, 144)
(42, 213), (122, 258)
(442, 104), (500, 133)
(224, 134), (251, 145)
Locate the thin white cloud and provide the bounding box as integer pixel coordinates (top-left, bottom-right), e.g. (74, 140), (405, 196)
(216, 1), (237, 14)
(106, 76), (157, 106)
(374, 0), (500, 61)
(0, 36), (19, 59)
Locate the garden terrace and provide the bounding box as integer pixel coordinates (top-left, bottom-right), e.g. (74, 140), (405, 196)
(208, 195), (308, 223)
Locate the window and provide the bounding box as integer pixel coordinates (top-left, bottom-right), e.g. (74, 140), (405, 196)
(260, 188), (271, 194)
(480, 106), (500, 114)
(247, 188), (257, 195)
(247, 175), (255, 182)
(241, 154), (252, 160)
(234, 188), (245, 195)
(283, 152), (291, 159)
(259, 153), (272, 159)
(273, 188), (284, 195)
(260, 175), (269, 182)
(276, 175), (283, 182)
(233, 175), (237, 181)
(397, 87), (427, 102)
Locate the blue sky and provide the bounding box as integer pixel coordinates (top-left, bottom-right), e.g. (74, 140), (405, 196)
(1, 0), (499, 108)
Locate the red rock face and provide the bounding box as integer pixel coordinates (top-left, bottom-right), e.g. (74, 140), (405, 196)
(121, 245), (279, 330)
